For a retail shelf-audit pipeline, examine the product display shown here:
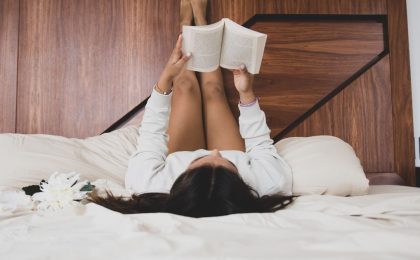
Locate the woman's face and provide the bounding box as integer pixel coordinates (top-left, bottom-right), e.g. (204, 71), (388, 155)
(188, 149), (238, 173)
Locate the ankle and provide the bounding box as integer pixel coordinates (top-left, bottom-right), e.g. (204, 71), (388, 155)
(180, 0), (193, 28)
(180, 19), (192, 29)
(195, 17), (207, 26)
(191, 0), (208, 25)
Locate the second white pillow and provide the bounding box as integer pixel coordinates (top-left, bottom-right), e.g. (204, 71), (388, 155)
(275, 136), (369, 196)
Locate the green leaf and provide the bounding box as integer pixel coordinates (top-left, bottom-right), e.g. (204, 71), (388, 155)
(80, 182), (95, 192)
(22, 185), (41, 196)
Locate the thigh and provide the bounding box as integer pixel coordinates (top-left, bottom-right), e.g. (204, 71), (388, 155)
(200, 70), (245, 152)
(167, 69), (206, 154)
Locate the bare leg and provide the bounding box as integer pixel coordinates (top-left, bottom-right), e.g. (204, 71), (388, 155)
(190, 0), (208, 26)
(191, 0), (245, 151)
(180, 0), (193, 28)
(167, 0), (206, 154)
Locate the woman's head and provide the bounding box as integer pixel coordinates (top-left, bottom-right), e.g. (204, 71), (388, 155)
(165, 164), (257, 217)
(187, 149), (238, 173)
(87, 161), (295, 217)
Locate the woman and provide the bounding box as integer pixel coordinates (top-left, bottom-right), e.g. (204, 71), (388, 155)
(88, 0), (294, 217)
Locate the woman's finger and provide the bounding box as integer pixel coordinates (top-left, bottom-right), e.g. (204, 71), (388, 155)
(174, 34), (183, 52)
(175, 52), (192, 67)
(232, 64), (247, 75)
(169, 34), (184, 63)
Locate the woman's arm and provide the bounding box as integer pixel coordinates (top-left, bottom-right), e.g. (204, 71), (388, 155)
(233, 65), (270, 153)
(233, 65), (293, 195)
(125, 34), (191, 193)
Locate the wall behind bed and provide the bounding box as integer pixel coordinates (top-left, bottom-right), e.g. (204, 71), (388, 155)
(407, 0), (420, 186)
(0, 0), (416, 186)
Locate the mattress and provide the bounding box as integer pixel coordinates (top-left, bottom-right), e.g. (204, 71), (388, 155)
(1, 184), (420, 259)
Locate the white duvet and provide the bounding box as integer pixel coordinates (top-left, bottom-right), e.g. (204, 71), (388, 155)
(1, 184), (420, 260)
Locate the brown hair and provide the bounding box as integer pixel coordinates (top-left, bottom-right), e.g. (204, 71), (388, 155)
(87, 165), (296, 217)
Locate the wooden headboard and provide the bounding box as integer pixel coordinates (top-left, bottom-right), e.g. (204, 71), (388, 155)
(0, 0), (415, 185)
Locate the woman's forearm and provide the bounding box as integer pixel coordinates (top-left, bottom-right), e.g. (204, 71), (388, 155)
(155, 34), (191, 95)
(157, 75), (173, 94)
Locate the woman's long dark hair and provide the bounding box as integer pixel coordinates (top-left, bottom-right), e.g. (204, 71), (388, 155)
(87, 165), (296, 217)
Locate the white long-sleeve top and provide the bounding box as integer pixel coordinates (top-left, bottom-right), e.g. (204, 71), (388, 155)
(125, 88), (292, 196)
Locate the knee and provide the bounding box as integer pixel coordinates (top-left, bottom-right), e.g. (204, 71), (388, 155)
(173, 78), (200, 95)
(202, 83), (226, 101)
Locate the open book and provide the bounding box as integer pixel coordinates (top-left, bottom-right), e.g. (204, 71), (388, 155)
(182, 18), (267, 74)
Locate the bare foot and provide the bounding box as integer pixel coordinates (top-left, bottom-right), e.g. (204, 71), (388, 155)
(180, 0), (193, 29)
(191, 0), (208, 25)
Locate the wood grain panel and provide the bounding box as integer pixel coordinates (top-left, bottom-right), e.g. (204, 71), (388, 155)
(286, 56), (394, 173)
(259, 0), (387, 15)
(209, 0), (386, 25)
(367, 172), (405, 185)
(16, 0), (179, 138)
(222, 17), (385, 138)
(387, 0), (416, 186)
(209, 0), (258, 24)
(0, 0), (19, 133)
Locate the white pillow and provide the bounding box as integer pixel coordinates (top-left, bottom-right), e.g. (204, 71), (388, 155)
(1, 127), (369, 197)
(275, 136), (369, 196)
(0, 126), (138, 188)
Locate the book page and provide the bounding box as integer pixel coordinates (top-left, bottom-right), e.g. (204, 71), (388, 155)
(253, 35), (267, 74)
(182, 20), (224, 72)
(219, 19), (267, 74)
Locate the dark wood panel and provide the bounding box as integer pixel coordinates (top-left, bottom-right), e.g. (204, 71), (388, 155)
(209, 0), (258, 24)
(286, 56), (394, 174)
(0, 0), (19, 133)
(367, 173), (405, 185)
(16, 0), (179, 138)
(387, 0), (416, 186)
(209, 0), (387, 25)
(222, 18), (384, 138)
(259, 0), (387, 15)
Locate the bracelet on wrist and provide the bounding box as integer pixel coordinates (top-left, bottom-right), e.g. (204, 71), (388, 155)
(155, 82), (172, 95)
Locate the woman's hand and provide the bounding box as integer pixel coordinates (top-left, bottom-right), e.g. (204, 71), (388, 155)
(157, 34), (192, 92)
(233, 64), (256, 104)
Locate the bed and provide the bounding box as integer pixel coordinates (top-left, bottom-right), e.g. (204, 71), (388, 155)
(0, 123), (419, 259)
(0, 0), (418, 259)
(1, 183), (420, 259)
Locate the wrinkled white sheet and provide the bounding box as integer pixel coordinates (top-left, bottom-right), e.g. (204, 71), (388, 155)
(1, 184), (420, 259)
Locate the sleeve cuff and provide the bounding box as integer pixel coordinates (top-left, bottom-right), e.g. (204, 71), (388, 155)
(238, 99), (263, 118)
(239, 97), (258, 107)
(147, 86), (173, 108)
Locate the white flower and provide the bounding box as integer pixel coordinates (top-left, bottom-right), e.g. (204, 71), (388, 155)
(32, 172), (89, 211)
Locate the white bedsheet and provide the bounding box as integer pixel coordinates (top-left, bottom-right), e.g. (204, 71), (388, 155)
(1, 184), (420, 259)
